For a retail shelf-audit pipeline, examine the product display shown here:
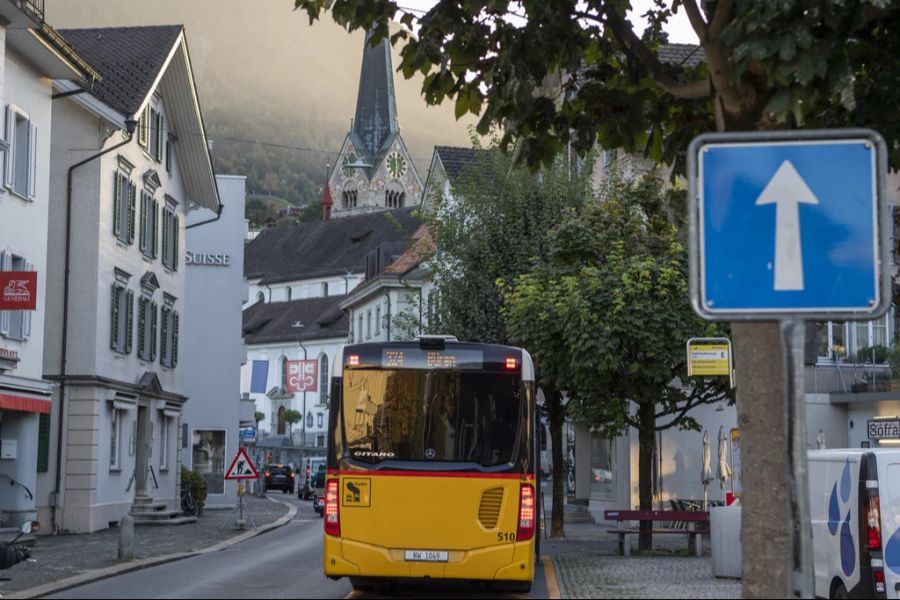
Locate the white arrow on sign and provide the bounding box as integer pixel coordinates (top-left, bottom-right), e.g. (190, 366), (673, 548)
(755, 160), (819, 291)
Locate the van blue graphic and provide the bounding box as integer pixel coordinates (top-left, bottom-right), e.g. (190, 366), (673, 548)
(829, 460), (856, 577)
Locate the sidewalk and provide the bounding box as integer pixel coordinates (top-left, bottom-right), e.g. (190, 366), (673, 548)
(0, 495), (291, 596)
(542, 511), (740, 599)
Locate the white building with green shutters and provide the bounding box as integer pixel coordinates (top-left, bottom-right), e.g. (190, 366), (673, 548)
(40, 25), (219, 533)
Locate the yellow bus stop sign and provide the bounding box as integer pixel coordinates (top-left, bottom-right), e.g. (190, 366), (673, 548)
(686, 337), (734, 387)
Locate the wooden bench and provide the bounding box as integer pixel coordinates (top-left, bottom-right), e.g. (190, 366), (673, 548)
(604, 510), (709, 557)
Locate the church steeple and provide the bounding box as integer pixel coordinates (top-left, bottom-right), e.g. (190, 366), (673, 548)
(353, 32), (399, 158)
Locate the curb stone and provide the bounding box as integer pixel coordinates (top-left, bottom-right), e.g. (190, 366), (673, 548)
(4, 497), (299, 600)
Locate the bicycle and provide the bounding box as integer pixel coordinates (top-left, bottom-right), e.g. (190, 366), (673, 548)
(181, 486), (199, 517)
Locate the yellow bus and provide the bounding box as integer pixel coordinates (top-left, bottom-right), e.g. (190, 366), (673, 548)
(323, 336), (538, 593)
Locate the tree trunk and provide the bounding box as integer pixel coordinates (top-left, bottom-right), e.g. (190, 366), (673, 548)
(637, 402), (655, 551)
(547, 389), (566, 539)
(732, 322), (793, 598)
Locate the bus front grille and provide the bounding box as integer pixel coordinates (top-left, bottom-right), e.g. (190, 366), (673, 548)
(478, 487), (504, 529)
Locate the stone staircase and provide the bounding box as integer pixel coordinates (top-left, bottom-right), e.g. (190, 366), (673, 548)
(130, 495), (196, 526)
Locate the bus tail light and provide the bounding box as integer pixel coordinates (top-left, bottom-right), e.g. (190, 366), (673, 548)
(517, 483), (535, 541)
(324, 478), (341, 537)
(505, 357), (517, 370)
(348, 354), (360, 366)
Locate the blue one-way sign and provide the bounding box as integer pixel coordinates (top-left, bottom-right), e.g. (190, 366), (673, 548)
(688, 129), (889, 321)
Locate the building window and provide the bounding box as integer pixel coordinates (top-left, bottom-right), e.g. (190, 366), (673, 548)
(159, 416), (169, 470)
(192, 429), (226, 495)
(161, 203), (179, 271)
(3, 105), (37, 200)
(319, 354), (329, 404)
(375, 306), (381, 336)
(385, 188), (405, 209)
(139, 191), (159, 259)
(113, 171), (136, 244)
(590, 432), (617, 501)
(165, 138), (173, 174)
(110, 281), (134, 354)
(256, 291), (265, 303)
(322, 282), (328, 297)
(358, 315), (363, 343)
(160, 300), (179, 368)
(137, 296), (158, 361)
(817, 322), (848, 361)
(138, 103), (165, 163)
(317, 413), (324, 428)
(316, 434), (326, 448)
(286, 287), (292, 301)
(0, 252), (32, 340)
(110, 408), (123, 470)
(341, 183), (358, 209)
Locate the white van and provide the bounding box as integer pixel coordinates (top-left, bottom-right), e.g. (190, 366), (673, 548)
(809, 449), (900, 598)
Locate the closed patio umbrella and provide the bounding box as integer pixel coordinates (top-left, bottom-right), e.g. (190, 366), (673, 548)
(717, 426), (731, 501)
(817, 429), (826, 450)
(701, 430), (713, 510)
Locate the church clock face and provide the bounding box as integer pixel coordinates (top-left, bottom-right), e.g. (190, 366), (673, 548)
(341, 152), (357, 176)
(386, 151), (407, 178)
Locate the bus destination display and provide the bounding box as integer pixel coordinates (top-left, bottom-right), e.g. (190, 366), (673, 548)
(382, 349), (484, 370)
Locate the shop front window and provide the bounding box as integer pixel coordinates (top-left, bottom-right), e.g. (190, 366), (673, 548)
(192, 429), (226, 495)
(590, 433), (617, 501)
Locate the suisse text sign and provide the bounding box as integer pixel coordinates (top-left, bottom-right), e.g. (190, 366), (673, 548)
(868, 419), (900, 440)
(186, 251), (231, 267)
(688, 129), (889, 321)
(0, 272), (37, 310)
(285, 359), (317, 393)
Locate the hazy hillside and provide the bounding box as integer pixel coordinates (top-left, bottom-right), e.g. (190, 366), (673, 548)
(45, 0), (476, 208)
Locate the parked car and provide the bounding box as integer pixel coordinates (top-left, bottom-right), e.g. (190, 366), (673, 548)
(299, 457), (326, 499)
(808, 449), (900, 598)
(264, 464), (295, 494)
(310, 469), (326, 517)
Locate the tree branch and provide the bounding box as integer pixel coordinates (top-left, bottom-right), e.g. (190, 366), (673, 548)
(600, 9), (712, 100)
(708, 0), (733, 39)
(655, 398), (703, 431)
(681, 0), (709, 42)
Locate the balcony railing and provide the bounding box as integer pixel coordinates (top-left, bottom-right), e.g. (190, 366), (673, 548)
(17, 0), (44, 23)
(808, 361), (894, 394)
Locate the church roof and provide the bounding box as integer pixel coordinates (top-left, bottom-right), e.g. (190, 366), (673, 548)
(242, 296), (349, 344)
(433, 146), (487, 185)
(353, 33), (399, 159)
(244, 207), (422, 285)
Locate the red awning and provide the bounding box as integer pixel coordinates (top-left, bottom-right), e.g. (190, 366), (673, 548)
(0, 393), (50, 413)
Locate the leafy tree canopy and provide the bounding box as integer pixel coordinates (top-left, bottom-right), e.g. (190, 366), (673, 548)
(295, 0), (900, 169)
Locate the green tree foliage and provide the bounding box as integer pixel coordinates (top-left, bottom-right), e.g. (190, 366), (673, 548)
(424, 147), (591, 537)
(502, 170), (731, 547)
(282, 409), (303, 444)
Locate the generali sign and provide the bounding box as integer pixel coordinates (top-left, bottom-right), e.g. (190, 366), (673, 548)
(0, 272), (36, 310)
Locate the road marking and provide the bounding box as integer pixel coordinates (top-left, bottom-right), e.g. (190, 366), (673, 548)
(543, 555), (561, 600)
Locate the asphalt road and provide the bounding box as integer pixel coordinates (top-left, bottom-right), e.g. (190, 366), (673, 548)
(51, 494), (550, 599)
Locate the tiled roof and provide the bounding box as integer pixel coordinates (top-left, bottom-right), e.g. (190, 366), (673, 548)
(434, 146), (488, 186)
(658, 43), (705, 68)
(244, 207), (422, 284)
(60, 26), (183, 117)
(242, 296), (349, 345)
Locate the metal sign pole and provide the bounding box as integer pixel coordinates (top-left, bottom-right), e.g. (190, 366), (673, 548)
(782, 319), (814, 598)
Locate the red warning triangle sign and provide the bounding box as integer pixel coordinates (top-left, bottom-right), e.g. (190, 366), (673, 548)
(225, 447), (259, 480)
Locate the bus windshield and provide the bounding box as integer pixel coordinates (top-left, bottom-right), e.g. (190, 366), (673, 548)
(341, 368), (522, 467)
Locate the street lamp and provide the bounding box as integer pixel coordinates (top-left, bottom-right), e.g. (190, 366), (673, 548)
(292, 320), (308, 448)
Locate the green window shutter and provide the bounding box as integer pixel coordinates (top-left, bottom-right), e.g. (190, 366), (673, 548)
(173, 215), (179, 271)
(139, 193), (147, 253)
(152, 201), (159, 258)
(172, 310), (179, 367)
(37, 413), (50, 473)
(125, 290), (134, 354)
(160, 306), (169, 366)
(113, 173), (121, 239)
(156, 112), (164, 162)
(110, 285), (119, 351)
(150, 301), (158, 361)
(128, 183), (136, 244)
(161, 210), (169, 268)
(137, 297), (146, 360)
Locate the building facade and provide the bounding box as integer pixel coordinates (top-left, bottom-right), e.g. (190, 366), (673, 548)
(0, 0), (96, 528)
(182, 175), (247, 508)
(40, 25), (219, 533)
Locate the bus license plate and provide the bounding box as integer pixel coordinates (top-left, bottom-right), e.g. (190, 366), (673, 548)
(404, 550), (448, 562)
